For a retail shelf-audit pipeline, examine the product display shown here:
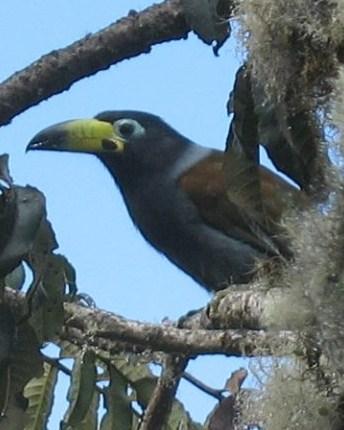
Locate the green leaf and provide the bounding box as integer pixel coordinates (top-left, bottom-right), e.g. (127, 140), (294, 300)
(59, 255), (77, 297)
(61, 349), (97, 429)
(73, 391), (99, 430)
(0, 322), (43, 430)
(110, 357), (202, 429)
(23, 362), (58, 430)
(100, 365), (132, 430)
(0, 304), (15, 367)
(5, 263), (26, 291)
(0, 186), (45, 278)
(0, 154), (13, 186)
(28, 254), (67, 342)
(10, 322), (44, 398)
(166, 400), (203, 430)
(131, 376), (157, 410)
(58, 340), (81, 360)
(26, 215), (66, 342)
(110, 356), (157, 409)
(111, 356), (154, 383)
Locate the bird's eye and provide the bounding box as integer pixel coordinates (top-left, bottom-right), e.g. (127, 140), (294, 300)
(118, 121), (134, 137)
(114, 119), (145, 139)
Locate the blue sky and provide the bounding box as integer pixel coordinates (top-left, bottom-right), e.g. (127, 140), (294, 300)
(0, 0), (258, 425)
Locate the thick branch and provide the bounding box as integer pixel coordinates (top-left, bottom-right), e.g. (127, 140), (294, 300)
(205, 285), (282, 329)
(4, 287), (297, 357)
(180, 284), (281, 330)
(0, 0), (189, 127)
(63, 301), (296, 357)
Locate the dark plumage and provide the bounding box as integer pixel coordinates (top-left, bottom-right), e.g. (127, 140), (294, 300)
(27, 111), (302, 291)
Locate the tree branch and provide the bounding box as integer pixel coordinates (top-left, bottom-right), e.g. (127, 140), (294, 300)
(4, 287), (297, 357)
(140, 354), (188, 430)
(179, 284), (281, 330)
(183, 371), (224, 400)
(205, 285), (281, 329)
(0, 0), (189, 127)
(62, 301), (297, 357)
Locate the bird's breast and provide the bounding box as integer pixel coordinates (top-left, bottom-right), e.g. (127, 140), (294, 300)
(104, 147), (265, 290)
(121, 176), (197, 249)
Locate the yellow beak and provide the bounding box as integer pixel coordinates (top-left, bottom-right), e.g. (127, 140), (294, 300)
(27, 119), (125, 154)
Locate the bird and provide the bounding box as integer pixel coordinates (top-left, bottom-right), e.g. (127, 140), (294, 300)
(27, 111), (303, 291)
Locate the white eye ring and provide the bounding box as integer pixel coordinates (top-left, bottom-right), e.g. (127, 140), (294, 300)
(113, 119), (146, 139)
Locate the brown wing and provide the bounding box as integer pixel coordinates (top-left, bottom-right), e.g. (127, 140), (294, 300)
(178, 152), (305, 256)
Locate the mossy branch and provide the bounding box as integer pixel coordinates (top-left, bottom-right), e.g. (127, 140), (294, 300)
(4, 286), (297, 358)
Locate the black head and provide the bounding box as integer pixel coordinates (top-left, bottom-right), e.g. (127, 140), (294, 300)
(27, 111), (190, 175)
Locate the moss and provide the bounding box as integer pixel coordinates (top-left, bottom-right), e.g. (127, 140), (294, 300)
(233, 67), (344, 428)
(236, 0), (343, 107)
(232, 4), (344, 427)
(242, 362), (337, 430)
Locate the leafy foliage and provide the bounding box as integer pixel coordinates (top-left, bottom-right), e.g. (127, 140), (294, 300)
(62, 349), (97, 429)
(24, 363), (58, 430)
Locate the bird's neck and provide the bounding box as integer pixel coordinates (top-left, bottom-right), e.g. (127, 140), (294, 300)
(99, 139), (211, 184)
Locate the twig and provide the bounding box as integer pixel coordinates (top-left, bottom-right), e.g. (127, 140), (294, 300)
(139, 354), (188, 430)
(183, 371), (224, 400)
(42, 355), (72, 377)
(42, 354), (106, 396)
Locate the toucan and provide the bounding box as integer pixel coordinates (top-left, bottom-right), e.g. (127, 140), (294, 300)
(27, 111), (302, 291)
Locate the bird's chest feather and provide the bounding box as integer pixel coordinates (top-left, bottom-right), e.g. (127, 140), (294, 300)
(112, 144), (213, 253)
(118, 173), (262, 290)
(120, 175), (197, 251)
